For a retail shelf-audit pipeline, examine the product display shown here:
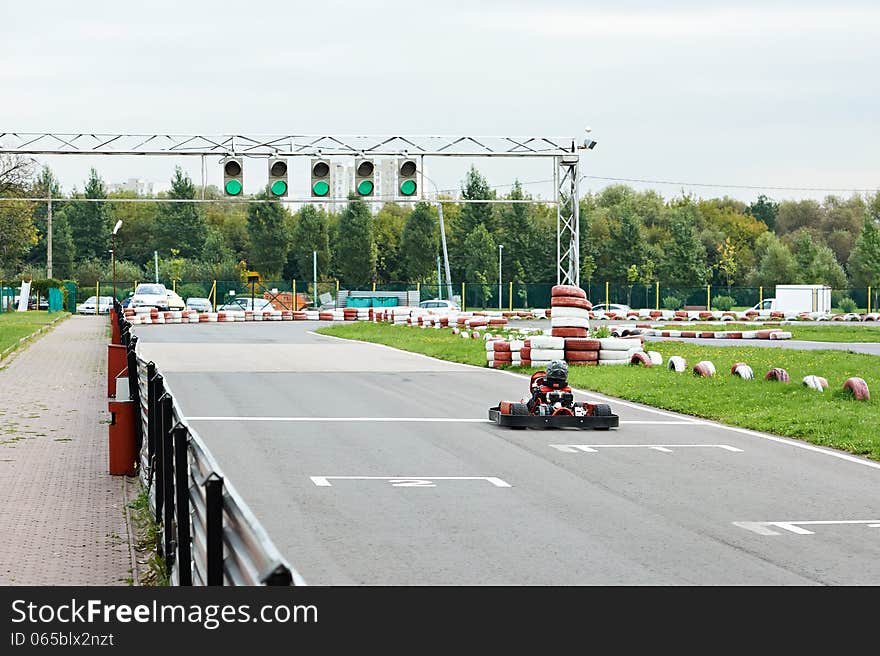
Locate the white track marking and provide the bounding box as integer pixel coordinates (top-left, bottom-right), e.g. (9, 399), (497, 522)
(310, 476), (512, 488)
(314, 331), (880, 473)
(188, 416), (490, 423)
(550, 444), (743, 454)
(734, 520), (880, 536)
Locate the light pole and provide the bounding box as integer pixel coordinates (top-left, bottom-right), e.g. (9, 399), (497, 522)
(416, 169), (454, 303)
(498, 244), (504, 311)
(111, 220), (123, 301)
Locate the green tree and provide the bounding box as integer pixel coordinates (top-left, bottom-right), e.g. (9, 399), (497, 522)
(462, 224), (497, 306)
(373, 203), (407, 282)
(716, 237), (737, 289)
(24, 166), (63, 270)
(290, 205), (331, 281)
(400, 202), (437, 281)
(155, 167), (206, 258)
(459, 166), (495, 235)
(499, 180), (539, 279)
(52, 214), (76, 279)
(658, 217), (708, 286)
(67, 169), (112, 261)
(748, 234), (799, 287)
(335, 197), (376, 286)
(0, 200), (37, 275)
(245, 192), (289, 280)
(848, 219), (880, 288)
(606, 212), (645, 280)
(746, 195), (779, 231)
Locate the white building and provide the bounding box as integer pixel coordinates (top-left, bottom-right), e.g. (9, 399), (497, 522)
(108, 178), (155, 196)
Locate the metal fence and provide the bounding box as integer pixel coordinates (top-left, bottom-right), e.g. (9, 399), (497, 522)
(99, 281), (877, 313)
(115, 303), (301, 586)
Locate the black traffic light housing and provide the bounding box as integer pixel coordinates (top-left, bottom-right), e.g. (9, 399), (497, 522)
(223, 157), (244, 196)
(310, 159), (331, 197)
(355, 159), (375, 197)
(398, 158), (417, 197)
(268, 158), (289, 197)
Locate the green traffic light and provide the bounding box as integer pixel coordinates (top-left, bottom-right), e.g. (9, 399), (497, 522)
(271, 180), (288, 196)
(312, 181), (330, 197)
(357, 180), (374, 196)
(399, 179), (417, 196)
(225, 179), (242, 196)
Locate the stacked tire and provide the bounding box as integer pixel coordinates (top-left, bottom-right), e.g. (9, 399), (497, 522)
(564, 338), (600, 366)
(598, 336), (642, 366)
(522, 335), (565, 368)
(486, 338), (524, 368)
(550, 285), (591, 338)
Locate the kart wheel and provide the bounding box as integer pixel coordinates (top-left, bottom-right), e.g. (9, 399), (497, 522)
(592, 403), (612, 416)
(510, 403), (529, 416)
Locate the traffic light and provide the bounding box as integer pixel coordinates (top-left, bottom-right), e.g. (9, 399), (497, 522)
(310, 159), (331, 197)
(398, 158), (417, 197)
(355, 159), (375, 197)
(223, 157), (243, 196)
(268, 158), (288, 197)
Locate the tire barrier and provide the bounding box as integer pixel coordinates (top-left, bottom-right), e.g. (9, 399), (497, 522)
(667, 356), (687, 372)
(843, 377), (870, 401)
(646, 351), (663, 366)
(802, 375), (829, 391)
(732, 364), (754, 380)
(550, 284), (586, 299)
(765, 367), (791, 383)
(630, 351), (653, 367)
(551, 327), (589, 338)
(693, 360), (716, 377)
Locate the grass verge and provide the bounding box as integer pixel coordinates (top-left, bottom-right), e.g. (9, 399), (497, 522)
(319, 322), (879, 460)
(127, 488), (168, 586)
(0, 311), (68, 357)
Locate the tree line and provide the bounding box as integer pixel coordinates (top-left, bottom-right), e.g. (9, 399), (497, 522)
(1, 155), (879, 302)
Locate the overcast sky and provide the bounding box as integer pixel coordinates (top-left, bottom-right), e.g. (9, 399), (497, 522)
(2, 0), (878, 203)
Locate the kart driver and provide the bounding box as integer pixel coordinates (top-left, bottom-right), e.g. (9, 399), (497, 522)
(527, 359), (572, 413)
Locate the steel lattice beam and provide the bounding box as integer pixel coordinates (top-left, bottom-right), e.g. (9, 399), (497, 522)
(556, 156), (580, 287)
(0, 132), (578, 157)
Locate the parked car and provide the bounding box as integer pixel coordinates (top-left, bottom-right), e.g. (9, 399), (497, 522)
(186, 297), (213, 312)
(218, 297), (274, 312)
(419, 299), (460, 311)
(77, 296), (114, 314)
(130, 283), (170, 310)
(590, 302), (631, 316)
(165, 289), (186, 311)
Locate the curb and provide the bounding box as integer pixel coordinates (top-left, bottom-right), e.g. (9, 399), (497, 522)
(0, 312), (70, 365)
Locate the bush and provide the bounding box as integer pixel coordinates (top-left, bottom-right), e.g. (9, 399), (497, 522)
(838, 297), (858, 313)
(712, 295), (735, 311)
(177, 283), (208, 300)
(592, 325), (611, 338)
(662, 295), (682, 310)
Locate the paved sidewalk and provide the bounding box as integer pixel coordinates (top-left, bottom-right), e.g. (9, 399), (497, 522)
(0, 315), (136, 585)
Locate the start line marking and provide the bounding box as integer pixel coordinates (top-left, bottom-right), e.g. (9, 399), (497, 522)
(187, 417), (700, 425)
(734, 520), (880, 536)
(310, 476), (512, 488)
(550, 444), (743, 454)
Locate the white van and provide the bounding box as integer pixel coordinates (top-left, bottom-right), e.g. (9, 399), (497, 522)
(130, 283), (170, 310)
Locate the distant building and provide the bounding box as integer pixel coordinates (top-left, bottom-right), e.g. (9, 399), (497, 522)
(107, 178), (154, 196)
(330, 163), (353, 213)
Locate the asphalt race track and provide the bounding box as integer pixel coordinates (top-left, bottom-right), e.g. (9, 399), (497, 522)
(135, 322), (880, 585)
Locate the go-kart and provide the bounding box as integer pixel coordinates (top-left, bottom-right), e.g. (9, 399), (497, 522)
(489, 369), (619, 430)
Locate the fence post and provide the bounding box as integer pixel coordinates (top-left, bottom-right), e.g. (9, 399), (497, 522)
(372, 281), (376, 292)
(173, 425), (192, 586)
(707, 285), (711, 311)
(462, 282), (466, 312)
(605, 281), (609, 309)
(211, 280), (217, 311)
(96, 281), (99, 307)
(147, 363), (157, 482)
(759, 286), (763, 308)
(161, 395), (175, 571)
(205, 474), (224, 586)
(655, 281), (660, 310)
(509, 282), (513, 312)
(292, 280), (296, 309)
(869, 286), (872, 314)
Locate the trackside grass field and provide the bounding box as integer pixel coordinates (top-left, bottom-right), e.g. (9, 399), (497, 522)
(0, 311), (65, 355)
(319, 322), (880, 460)
(654, 323), (880, 343)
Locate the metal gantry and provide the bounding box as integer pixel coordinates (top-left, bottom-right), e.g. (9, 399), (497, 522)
(0, 131), (590, 286)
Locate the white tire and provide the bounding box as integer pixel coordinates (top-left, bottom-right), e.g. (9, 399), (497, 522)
(598, 349), (631, 361)
(528, 335), (566, 349)
(530, 348), (566, 361)
(550, 306), (591, 319)
(599, 359), (629, 366)
(550, 316), (591, 329)
(598, 337), (634, 351)
(667, 356), (687, 372)
(693, 361), (716, 377)
(802, 375), (828, 391)
(733, 364), (754, 380)
(647, 351), (663, 366)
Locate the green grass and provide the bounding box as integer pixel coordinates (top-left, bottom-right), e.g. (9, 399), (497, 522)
(319, 323), (880, 460)
(0, 311), (66, 354)
(649, 322), (880, 343)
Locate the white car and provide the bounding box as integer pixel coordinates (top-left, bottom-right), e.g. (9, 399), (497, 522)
(77, 296), (114, 314)
(130, 283), (170, 310)
(165, 289), (186, 311)
(419, 299), (460, 311)
(218, 297), (274, 312)
(591, 303), (631, 316)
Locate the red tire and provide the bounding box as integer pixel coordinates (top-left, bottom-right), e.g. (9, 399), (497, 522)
(551, 327), (588, 338)
(727, 332), (742, 338)
(499, 401), (513, 415)
(730, 362), (749, 375)
(551, 284), (586, 299)
(765, 368), (790, 383)
(630, 352), (652, 367)
(693, 361), (716, 377)
(681, 331), (696, 338)
(492, 342), (512, 352)
(520, 347), (532, 359)
(699, 332), (715, 338)
(550, 296), (592, 310)
(843, 377), (870, 401)
(564, 338), (601, 351)
(568, 361), (598, 366)
(493, 352), (513, 362)
(565, 350), (598, 362)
